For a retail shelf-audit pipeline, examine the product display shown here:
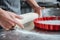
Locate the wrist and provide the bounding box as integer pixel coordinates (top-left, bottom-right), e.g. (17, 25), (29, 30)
(33, 6), (41, 10)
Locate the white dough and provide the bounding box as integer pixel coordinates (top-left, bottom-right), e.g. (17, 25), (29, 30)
(15, 13), (38, 29)
(15, 13), (38, 24)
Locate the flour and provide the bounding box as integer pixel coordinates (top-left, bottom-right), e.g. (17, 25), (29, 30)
(0, 29), (45, 40)
(38, 20), (60, 25)
(0, 29), (60, 40)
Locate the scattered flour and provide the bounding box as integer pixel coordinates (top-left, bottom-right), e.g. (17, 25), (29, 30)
(0, 29), (60, 40)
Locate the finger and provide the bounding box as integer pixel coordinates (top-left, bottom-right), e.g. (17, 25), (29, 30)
(8, 20), (16, 26)
(8, 22), (16, 29)
(7, 12), (23, 19)
(0, 20), (9, 29)
(14, 18), (24, 29)
(0, 23), (10, 30)
(15, 15), (23, 19)
(0, 20), (14, 30)
(3, 17), (16, 27)
(5, 21), (15, 29)
(4, 16), (16, 25)
(9, 14), (24, 29)
(5, 20), (16, 29)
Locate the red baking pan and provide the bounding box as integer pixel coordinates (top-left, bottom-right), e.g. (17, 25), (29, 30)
(34, 16), (60, 31)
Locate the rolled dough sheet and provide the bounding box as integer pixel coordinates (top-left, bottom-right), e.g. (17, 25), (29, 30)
(15, 13), (38, 29)
(15, 13), (38, 24)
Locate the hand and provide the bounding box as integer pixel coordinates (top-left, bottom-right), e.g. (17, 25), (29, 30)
(34, 7), (45, 17)
(0, 8), (24, 30)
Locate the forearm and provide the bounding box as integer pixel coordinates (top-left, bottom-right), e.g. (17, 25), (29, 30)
(26, 0), (40, 9)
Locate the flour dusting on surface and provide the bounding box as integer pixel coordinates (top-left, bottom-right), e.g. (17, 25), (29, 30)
(0, 29), (60, 40)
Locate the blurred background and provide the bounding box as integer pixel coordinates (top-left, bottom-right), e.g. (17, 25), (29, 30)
(20, 0), (60, 14)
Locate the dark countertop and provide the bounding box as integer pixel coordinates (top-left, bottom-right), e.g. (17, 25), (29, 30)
(0, 21), (60, 40)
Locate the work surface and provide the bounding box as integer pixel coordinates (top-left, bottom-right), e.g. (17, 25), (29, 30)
(0, 22), (60, 40)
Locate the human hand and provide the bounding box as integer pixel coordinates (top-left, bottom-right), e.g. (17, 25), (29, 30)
(0, 8), (24, 30)
(34, 7), (45, 17)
